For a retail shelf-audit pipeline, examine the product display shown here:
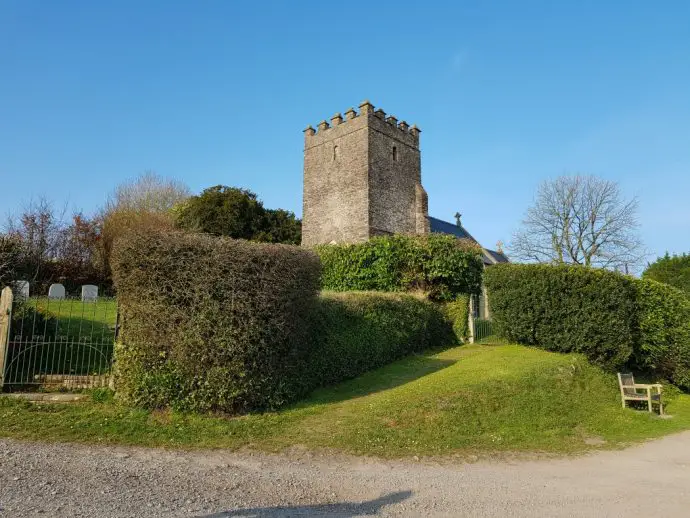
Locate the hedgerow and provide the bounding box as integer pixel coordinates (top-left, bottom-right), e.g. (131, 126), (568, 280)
(112, 231), (457, 413)
(305, 292), (456, 386)
(443, 295), (470, 342)
(484, 264), (637, 368)
(635, 279), (690, 390)
(315, 234), (483, 301)
(111, 231), (321, 413)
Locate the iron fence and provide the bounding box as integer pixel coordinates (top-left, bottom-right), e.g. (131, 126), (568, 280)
(2, 295), (117, 390)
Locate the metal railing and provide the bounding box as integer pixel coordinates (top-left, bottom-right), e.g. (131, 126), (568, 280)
(2, 295), (117, 390)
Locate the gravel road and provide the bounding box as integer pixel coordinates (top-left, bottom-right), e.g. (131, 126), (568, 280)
(1, 432), (689, 517)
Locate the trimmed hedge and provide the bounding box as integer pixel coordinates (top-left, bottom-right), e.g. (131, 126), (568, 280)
(315, 234), (484, 301)
(635, 279), (690, 390)
(112, 231), (457, 413)
(444, 295), (470, 343)
(306, 292), (456, 387)
(484, 264), (637, 368)
(112, 231), (321, 413)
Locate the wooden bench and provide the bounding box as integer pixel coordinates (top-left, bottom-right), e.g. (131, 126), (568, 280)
(618, 373), (663, 415)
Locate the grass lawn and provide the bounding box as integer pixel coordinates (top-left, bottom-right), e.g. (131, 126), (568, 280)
(1, 343), (689, 457)
(26, 297), (118, 341)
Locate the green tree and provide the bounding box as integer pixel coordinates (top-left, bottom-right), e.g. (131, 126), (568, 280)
(642, 252), (690, 295)
(175, 185), (301, 244)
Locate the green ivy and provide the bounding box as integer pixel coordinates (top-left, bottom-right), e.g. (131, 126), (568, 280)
(315, 234), (484, 301)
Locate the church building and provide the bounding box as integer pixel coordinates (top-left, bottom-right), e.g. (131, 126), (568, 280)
(301, 100), (507, 266)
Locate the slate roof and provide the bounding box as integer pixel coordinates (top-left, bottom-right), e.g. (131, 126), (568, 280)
(428, 216), (509, 265)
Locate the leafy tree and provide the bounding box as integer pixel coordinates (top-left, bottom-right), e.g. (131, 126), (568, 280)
(510, 175), (644, 271)
(175, 185), (301, 245)
(642, 253), (690, 295)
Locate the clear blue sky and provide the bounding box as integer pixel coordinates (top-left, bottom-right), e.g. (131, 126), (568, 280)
(1, 1), (689, 260)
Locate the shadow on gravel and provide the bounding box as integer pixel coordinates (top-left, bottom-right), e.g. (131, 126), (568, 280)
(203, 490), (412, 517)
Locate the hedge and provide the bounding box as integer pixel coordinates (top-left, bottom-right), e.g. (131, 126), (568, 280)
(112, 231), (457, 413)
(635, 279), (690, 390)
(305, 292), (456, 387)
(444, 295), (470, 343)
(112, 231), (321, 413)
(315, 234), (484, 301)
(484, 264), (637, 368)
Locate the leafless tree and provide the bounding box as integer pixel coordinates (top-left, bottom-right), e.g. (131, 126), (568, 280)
(510, 175), (645, 271)
(98, 171), (191, 274)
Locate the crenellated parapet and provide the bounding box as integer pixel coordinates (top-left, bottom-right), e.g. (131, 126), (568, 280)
(304, 100), (421, 148)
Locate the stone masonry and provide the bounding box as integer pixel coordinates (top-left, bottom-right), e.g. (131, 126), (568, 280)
(301, 100), (430, 246)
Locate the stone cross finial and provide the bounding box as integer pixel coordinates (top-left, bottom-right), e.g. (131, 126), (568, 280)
(455, 212), (462, 227)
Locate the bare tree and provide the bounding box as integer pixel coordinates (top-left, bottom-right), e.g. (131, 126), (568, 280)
(98, 172), (190, 274)
(510, 175), (645, 271)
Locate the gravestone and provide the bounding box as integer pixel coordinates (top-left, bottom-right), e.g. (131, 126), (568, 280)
(48, 283), (66, 300)
(81, 285), (98, 302)
(15, 280), (30, 299)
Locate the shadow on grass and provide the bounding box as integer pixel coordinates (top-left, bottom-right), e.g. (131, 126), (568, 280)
(203, 490), (412, 517)
(299, 353), (456, 407)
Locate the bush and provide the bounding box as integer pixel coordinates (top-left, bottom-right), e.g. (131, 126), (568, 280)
(635, 279), (690, 390)
(642, 252), (690, 296)
(444, 295), (470, 343)
(305, 292), (456, 386)
(315, 234), (484, 301)
(484, 264), (637, 368)
(111, 230), (321, 413)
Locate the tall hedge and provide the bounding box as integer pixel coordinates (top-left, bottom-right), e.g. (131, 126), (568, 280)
(112, 231), (457, 413)
(306, 292), (456, 387)
(484, 264), (637, 368)
(112, 231), (321, 413)
(635, 279), (690, 390)
(315, 234), (484, 301)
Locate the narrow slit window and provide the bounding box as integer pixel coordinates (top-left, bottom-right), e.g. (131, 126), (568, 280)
(392, 146), (398, 161)
(333, 145), (339, 161)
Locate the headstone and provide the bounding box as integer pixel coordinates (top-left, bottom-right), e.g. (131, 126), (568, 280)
(81, 285), (98, 302)
(48, 283), (66, 300)
(15, 280), (29, 299)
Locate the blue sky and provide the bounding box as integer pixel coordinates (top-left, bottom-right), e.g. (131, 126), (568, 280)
(1, 1), (689, 260)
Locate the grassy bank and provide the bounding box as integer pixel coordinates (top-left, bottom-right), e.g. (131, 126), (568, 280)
(1, 344), (689, 457)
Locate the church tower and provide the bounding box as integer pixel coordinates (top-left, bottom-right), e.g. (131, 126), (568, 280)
(301, 100), (429, 246)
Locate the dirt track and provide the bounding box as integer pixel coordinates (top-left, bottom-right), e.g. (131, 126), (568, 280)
(1, 432), (689, 517)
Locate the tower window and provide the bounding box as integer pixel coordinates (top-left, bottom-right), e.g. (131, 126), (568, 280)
(392, 145), (398, 161)
(333, 145), (339, 161)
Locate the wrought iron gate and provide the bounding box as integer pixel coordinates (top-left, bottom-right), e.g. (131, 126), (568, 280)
(0, 287), (117, 390)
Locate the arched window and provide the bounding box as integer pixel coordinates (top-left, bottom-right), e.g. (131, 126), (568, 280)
(392, 145), (398, 161)
(333, 145), (339, 161)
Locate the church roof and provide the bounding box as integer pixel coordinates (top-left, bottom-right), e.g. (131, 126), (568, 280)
(428, 216), (509, 265)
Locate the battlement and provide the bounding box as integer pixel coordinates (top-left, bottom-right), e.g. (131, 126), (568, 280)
(304, 100), (421, 143)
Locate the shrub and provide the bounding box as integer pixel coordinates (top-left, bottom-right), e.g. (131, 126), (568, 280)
(635, 279), (690, 390)
(443, 295), (470, 343)
(111, 230), (321, 413)
(315, 234), (484, 301)
(305, 292), (456, 386)
(642, 252), (690, 296)
(484, 264), (637, 368)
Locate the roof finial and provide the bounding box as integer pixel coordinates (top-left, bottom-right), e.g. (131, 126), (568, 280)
(454, 212), (462, 227)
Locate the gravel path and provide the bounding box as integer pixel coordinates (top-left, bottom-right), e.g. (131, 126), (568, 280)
(1, 432), (689, 517)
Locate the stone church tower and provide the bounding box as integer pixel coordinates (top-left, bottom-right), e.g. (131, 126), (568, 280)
(301, 100), (430, 246)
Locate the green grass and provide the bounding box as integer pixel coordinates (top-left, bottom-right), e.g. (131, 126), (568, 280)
(1, 344), (689, 457)
(27, 297), (118, 341)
